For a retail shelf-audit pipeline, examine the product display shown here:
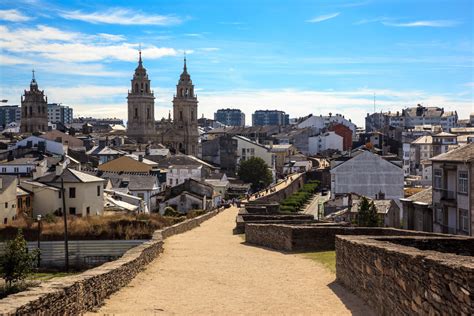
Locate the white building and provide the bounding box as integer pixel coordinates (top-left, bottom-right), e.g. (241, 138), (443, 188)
(298, 114), (357, 134)
(0, 157), (48, 177)
(15, 135), (65, 155)
(0, 176), (18, 224)
(233, 135), (276, 169)
(330, 150), (404, 201)
(308, 132), (343, 155)
(167, 165), (204, 187)
(26, 167), (105, 217)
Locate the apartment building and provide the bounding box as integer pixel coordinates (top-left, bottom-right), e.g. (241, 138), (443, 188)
(431, 143), (473, 236)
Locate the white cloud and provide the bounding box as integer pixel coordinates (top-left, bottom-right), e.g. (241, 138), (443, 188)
(383, 20), (460, 28)
(0, 9), (31, 22)
(306, 12), (340, 23)
(60, 8), (181, 25)
(200, 47), (220, 52)
(0, 25), (180, 63)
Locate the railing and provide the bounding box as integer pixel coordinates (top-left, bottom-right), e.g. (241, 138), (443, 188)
(440, 189), (456, 201)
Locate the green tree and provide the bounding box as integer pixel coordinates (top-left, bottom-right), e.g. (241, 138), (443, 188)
(237, 157), (273, 191)
(0, 230), (38, 287)
(357, 197), (380, 227)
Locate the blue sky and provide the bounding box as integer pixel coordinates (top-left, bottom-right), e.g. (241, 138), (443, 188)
(0, 0), (472, 126)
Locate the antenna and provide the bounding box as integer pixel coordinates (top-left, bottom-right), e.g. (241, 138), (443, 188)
(373, 92), (376, 113)
(32, 69), (35, 80)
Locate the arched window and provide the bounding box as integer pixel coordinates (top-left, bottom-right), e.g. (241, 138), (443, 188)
(191, 110), (194, 121)
(135, 83), (138, 93)
(145, 84), (148, 92)
(38, 106), (41, 114)
(29, 107), (32, 115)
(135, 108), (138, 118)
(24, 107), (27, 116)
(147, 108), (150, 119)
(185, 88), (189, 97)
(179, 111), (183, 121)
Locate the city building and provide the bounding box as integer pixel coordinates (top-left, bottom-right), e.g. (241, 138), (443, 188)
(0, 105), (21, 128)
(330, 150), (404, 201)
(252, 110), (289, 127)
(233, 135), (276, 171)
(0, 175), (18, 224)
(366, 104), (458, 132)
(127, 51), (156, 143)
(214, 108), (245, 126)
(298, 113), (357, 134)
(47, 103), (73, 125)
(20, 72), (48, 133)
(308, 132), (344, 155)
(431, 143), (473, 236)
(400, 187), (433, 232)
(200, 135), (239, 175)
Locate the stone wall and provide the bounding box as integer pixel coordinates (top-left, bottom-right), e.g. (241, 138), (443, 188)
(336, 236), (474, 315)
(0, 209), (221, 315)
(251, 173), (305, 204)
(245, 223), (448, 252)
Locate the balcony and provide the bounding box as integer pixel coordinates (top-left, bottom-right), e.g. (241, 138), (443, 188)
(440, 189), (457, 204)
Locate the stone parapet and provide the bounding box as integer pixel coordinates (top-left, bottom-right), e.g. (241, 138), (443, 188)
(336, 235), (474, 315)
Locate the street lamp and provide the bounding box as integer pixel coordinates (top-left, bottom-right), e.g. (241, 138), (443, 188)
(36, 214), (42, 267)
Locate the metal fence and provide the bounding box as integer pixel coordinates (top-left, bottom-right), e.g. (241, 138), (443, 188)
(0, 239), (147, 268)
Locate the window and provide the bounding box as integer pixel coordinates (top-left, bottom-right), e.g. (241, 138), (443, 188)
(180, 111), (183, 121)
(4, 202), (8, 208)
(86, 207), (90, 216)
(97, 185), (101, 196)
(459, 209), (469, 233)
(436, 208), (444, 224)
(3, 218), (6, 225)
(26, 197), (30, 207)
(191, 110), (194, 121)
(69, 207), (76, 215)
(1, 167), (6, 173)
(147, 108), (150, 119)
(58, 190), (62, 199)
(18, 198), (22, 209)
(134, 108), (138, 118)
(434, 169), (442, 189)
(14, 167), (19, 173)
(69, 187), (76, 198)
(458, 171), (468, 194)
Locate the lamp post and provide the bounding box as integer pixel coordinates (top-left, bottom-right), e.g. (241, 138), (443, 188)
(36, 214), (42, 267)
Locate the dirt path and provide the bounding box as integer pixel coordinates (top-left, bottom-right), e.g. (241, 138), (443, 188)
(90, 207), (371, 315)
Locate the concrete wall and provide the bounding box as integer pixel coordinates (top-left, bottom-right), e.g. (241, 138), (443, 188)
(336, 235), (473, 315)
(0, 208), (222, 315)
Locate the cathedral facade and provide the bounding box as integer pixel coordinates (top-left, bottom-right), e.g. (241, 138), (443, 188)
(126, 52), (200, 156)
(21, 72), (48, 133)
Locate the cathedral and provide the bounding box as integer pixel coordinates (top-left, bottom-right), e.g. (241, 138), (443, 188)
(21, 71), (48, 133)
(126, 51), (199, 156)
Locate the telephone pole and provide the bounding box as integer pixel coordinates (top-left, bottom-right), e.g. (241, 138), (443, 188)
(61, 175), (69, 272)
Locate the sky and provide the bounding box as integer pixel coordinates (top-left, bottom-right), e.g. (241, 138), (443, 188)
(0, 0), (472, 127)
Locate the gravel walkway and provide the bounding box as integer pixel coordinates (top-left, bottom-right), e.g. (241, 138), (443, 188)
(90, 206), (372, 315)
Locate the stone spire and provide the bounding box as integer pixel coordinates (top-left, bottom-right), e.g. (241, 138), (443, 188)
(30, 69), (38, 90)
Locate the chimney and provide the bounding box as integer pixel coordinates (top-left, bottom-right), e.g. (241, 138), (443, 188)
(56, 163), (64, 176)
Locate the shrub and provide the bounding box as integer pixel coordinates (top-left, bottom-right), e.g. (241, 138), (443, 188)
(163, 206), (181, 217)
(0, 230), (38, 287)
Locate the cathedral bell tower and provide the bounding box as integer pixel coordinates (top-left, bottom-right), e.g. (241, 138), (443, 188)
(172, 56), (199, 156)
(127, 50), (156, 143)
(21, 70), (48, 133)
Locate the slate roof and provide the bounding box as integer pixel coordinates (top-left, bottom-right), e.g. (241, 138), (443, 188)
(404, 187), (432, 205)
(0, 175), (17, 194)
(430, 143), (474, 162)
(0, 157), (41, 165)
(37, 168), (105, 184)
(87, 171), (158, 191)
(412, 135), (432, 144)
(86, 145), (126, 156)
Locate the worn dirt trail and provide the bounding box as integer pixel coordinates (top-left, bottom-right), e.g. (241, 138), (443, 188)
(90, 207), (371, 315)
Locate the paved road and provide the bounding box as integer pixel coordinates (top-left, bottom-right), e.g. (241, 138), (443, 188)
(303, 192), (330, 219)
(90, 206), (371, 315)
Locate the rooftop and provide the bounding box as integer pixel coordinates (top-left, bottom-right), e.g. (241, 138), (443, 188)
(431, 143), (474, 162)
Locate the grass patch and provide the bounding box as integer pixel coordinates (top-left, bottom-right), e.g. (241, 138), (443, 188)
(302, 251), (336, 274)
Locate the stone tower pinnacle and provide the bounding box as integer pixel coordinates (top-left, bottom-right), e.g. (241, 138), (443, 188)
(21, 71), (48, 133)
(126, 50), (156, 143)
